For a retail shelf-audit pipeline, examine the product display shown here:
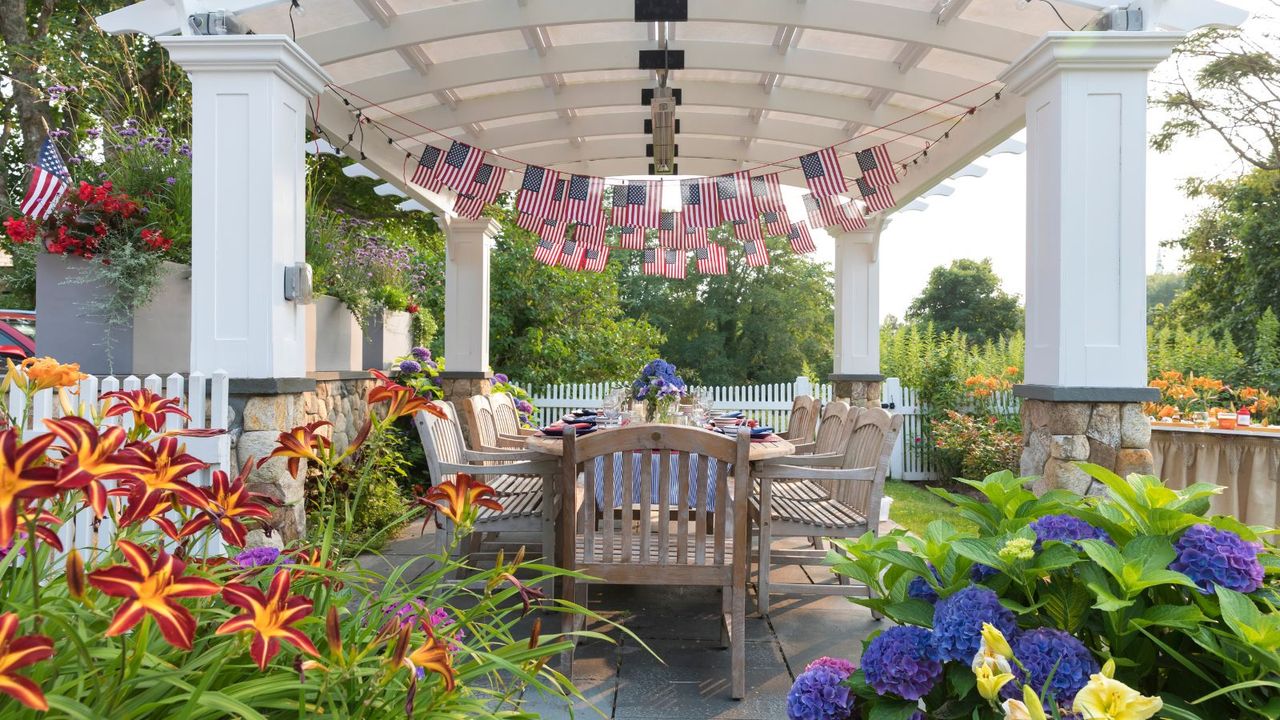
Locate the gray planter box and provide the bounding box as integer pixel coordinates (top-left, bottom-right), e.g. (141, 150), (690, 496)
(306, 295), (362, 372)
(362, 310), (412, 371)
(35, 253), (190, 375)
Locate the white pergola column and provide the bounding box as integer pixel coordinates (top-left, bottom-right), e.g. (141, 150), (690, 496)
(831, 220), (883, 408)
(159, 36), (329, 379)
(1000, 31), (1181, 491)
(441, 217), (499, 386)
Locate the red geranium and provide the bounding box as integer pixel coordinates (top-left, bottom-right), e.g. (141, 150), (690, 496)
(2, 217), (37, 244)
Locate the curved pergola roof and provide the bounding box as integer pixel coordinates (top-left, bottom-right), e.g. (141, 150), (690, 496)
(100, 0), (1248, 218)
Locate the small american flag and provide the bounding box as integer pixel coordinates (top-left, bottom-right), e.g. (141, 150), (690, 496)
(609, 183), (628, 224)
(533, 236), (562, 265)
(616, 179), (661, 228)
(516, 166), (562, 222)
(856, 177), (895, 213)
(750, 173), (786, 215)
(20, 138), (70, 219)
(516, 210), (543, 233)
(680, 224), (708, 250)
(538, 217), (568, 244)
(581, 245), (609, 273)
(742, 238), (771, 268)
(714, 171), (753, 224)
(835, 198), (868, 231)
(695, 243), (728, 275)
(680, 177), (721, 229)
(731, 217), (763, 242)
(642, 247), (662, 276)
(616, 225), (645, 250)
(410, 145), (444, 192)
(799, 147), (847, 197)
(856, 144), (898, 188)
(761, 209), (793, 237)
(657, 211), (680, 247)
(574, 222), (606, 247)
(662, 248), (687, 279)
(563, 174), (605, 226)
(787, 221), (817, 254)
(453, 163), (507, 220)
(434, 140), (485, 195)
(558, 237), (586, 269)
(802, 192), (840, 229)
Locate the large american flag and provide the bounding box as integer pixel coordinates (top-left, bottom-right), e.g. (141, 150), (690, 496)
(714, 171), (753, 224)
(20, 139), (70, 219)
(835, 198), (868, 231)
(558, 237), (586, 269)
(574, 222), (606, 247)
(787, 221), (817, 254)
(563, 174), (605, 226)
(657, 211), (680, 247)
(742, 238), (771, 267)
(695, 243), (727, 275)
(615, 179), (661, 228)
(662, 248), (687, 279)
(581, 245), (609, 273)
(680, 177), (720, 229)
(642, 247), (662, 276)
(434, 140), (485, 195)
(453, 163), (507, 220)
(856, 177), (896, 214)
(516, 166), (562, 222)
(855, 143), (898, 187)
(731, 217), (763, 242)
(617, 224), (645, 250)
(799, 146), (847, 197)
(533, 236), (562, 266)
(410, 145), (444, 192)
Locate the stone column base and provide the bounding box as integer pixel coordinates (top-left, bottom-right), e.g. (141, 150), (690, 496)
(438, 372), (493, 448)
(1020, 398), (1153, 496)
(830, 374), (883, 409)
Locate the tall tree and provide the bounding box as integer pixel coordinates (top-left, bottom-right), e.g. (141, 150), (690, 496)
(906, 258), (1021, 345)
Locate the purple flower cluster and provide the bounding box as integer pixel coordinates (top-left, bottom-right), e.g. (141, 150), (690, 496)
(633, 359), (686, 400)
(862, 626), (943, 701)
(381, 601), (464, 647)
(908, 564), (941, 604)
(1029, 514), (1112, 551)
(411, 347), (431, 362)
(1005, 628), (1098, 706)
(970, 562), (999, 584)
(493, 373), (509, 384)
(1170, 524), (1264, 595)
(234, 546), (281, 568)
(930, 585), (1017, 663)
(786, 660), (856, 720)
(400, 359), (422, 374)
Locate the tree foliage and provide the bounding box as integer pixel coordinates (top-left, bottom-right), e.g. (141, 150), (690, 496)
(905, 258), (1021, 345)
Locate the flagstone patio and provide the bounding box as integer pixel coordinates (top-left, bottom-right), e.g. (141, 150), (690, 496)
(364, 530), (883, 720)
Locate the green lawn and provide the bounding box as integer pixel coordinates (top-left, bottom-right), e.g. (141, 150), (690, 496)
(885, 480), (976, 536)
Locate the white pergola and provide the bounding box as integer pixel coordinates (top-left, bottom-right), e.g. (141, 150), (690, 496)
(97, 0), (1249, 417)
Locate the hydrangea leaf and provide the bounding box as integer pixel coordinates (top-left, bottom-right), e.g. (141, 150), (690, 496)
(1131, 604), (1210, 632)
(1216, 586), (1280, 651)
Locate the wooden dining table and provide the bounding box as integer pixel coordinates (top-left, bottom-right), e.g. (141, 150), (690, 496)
(525, 425), (797, 461)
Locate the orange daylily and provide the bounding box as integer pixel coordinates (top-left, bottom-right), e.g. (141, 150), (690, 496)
(217, 569), (318, 670)
(369, 371), (447, 422)
(4, 356), (87, 394)
(261, 421), (333, 479)
(419, 474), (503, 526)
(88, 540), (220, 649)
(116, 437), (208, 526)
(402, 623), (456, 692)
(101, 388), (192, 433)
(180, 462), (276, 547)
(0, 613), (53, 711)
(45, 416), (149, 518)
(1003, 366), (1020, 377)
(0, 430), (57, 550)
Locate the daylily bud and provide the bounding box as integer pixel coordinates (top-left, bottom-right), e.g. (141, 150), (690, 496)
(404, 676), (418, 719)
(326, 606), (342, 656)
(528, 617), (541, 650)
(981, 622), (1014, 659)
(512, 545), (526, 568)
(66, 549), (85, 599)
(1102, 658), (1116, 678)
(390, 623), (412, 667)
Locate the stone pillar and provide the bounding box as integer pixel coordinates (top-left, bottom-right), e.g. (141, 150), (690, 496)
(831, 220), (884, 408)
(1000, 32), (1180, 491)
(159, 36), (329, 379)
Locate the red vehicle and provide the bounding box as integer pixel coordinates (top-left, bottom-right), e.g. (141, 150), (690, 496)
(0, 310), (36, 361)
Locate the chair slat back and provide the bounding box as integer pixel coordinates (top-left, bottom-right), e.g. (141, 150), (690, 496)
(786, 395), (821, 444)
(813, 400), (851, 455)
(464, 395), (500, 450)
(562, 426), (749, 571)
(490, 392), (522, 435)
(414, 401), (467, 485)
(825, 410), (903, 518)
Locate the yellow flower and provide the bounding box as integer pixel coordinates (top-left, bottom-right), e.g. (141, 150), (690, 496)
(1072, 672), (1162, 720)
(976, 663), (1015, 701)
(999, 537), (1036, 562)
(1002, 686), (1048, 720)
(981, 622), (1014, 659)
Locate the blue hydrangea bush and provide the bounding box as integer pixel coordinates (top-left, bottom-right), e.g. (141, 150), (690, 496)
(810, 466), (1280, 719)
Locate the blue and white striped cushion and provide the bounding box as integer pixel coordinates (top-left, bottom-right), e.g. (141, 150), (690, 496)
(590, 453), (728, 512)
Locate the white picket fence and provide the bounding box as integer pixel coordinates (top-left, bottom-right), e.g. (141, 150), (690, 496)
(11, 371), (233, 557)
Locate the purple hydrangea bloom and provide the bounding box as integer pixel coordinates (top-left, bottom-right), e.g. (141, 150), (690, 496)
(399, 359), (422, 374)
(804, 656), (857, 677)
(786, 667), (855, 720)
(970, 562), (999, 584)
(1170, 524), (1264, 595)
(1004, 628), (1098, 706)
(862, 626), (943, 701)
(411, 346), (431, 361)
(908, 565), (942, 603)
(930, 585), (1017, 663)
(492, 373), (509, 384)
(516, 399), (534, 414)
(1029, 514), (1112, 551)
(234, 546), (281, 568)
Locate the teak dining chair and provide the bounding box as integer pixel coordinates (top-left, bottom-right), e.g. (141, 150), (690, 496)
(490, 392), (537, 438)
(558, 425), (753, 699)
(463, 394), (528, 452)
(781, 395), (821, 446)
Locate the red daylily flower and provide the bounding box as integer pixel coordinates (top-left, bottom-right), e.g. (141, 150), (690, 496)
(45, 416), (149, 518)
(402, 623), (456, 692)
(8, 503), (63, 554)
(88, 540), (220, 649)
(0, 430), (57, 549)
(101, 388), (192, 433)
(260, 421), (331, 479)
(419, 474), (502, 526)
(180, 462), (275, 547)
(216, 569), (317, 670)
(368, 371), (447, 422)
(116, 437), (208, 526)
(0, 613), (54, 711)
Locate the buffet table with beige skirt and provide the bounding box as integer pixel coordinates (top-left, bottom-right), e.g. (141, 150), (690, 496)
(1152, 425), (1280, 526)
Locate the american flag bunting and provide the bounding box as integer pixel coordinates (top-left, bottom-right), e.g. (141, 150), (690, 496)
(750, 173), (786, 215)
(20, 138), (70, 219)
(516, 166), (562, 222)
(742, 238), (771, 267)
(695, 243), (728, 275)
(802, 192), (841, 229)
(799, 146), (848, 197)
(581, 245), (609, 273)
(856, 177), (895, 214)
(761, 209), (793, 237)
(410, 145), (444, 192)
(662, 248), (687, 279)
(574, 222), (606, 247)
(835, 198), (868, 231)
(533, 236), (561, 266)
(616, 179), (661, 228)
(657, 211), (680, 247)
(558, 237), (586, 269)
(563, 174), (605, 226)
(714, 171), (753, 224)
(680, 177), (721, 229)
(434, 141), (485, 195)
(616, 225), (646, 250)
(538, 217), (568, 244)
(787, 221), (817, 254)
(609, 183), (628, 224)
(680, 224), (709, 249)
(855, 143), (898, 187)
(453, 163), (507, 220)
(642, 247), (662, 276)
(731, 217), (763, 242)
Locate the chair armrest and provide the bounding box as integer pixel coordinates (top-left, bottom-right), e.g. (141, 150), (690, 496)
(491, 434), (529, 449)
(515, 427), (538, 437)
(439, 460), (559, 476)
(755, 464), (876, 482)
(789, 441), (817, 454)
(461, 448), (549, 462)
(759, 451), (843, 468)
